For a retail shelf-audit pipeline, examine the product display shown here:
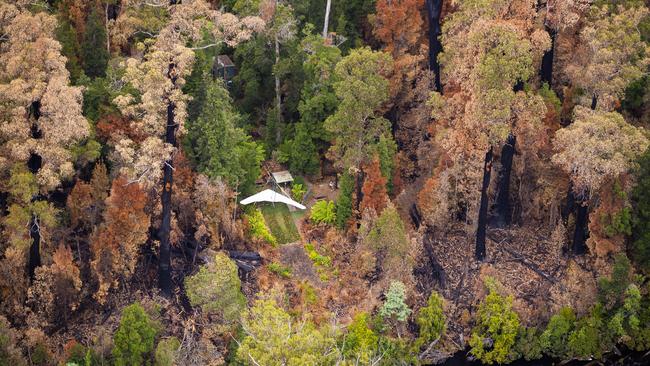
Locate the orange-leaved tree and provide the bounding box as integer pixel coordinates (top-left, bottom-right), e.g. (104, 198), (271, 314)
(91, 176), (149, 304)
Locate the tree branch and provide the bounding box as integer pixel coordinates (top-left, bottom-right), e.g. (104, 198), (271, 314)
(190, 43), (221, 50)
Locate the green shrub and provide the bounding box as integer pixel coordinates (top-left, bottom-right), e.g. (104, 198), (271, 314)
(112, 303), (158, 366)
(236, 297), (339, 365)
(291, 183), (306, 202)
(304, 243), (331, 267)
(538, 82), (561, 114)
(416, 291), (446, 350)
(310, 200), (336, 225)
(0, 315), (27, 366)
(540, 307), (576, 358)
(335, 173), (354, 229)
(567, 308), (605, 359)
(631, 149), (650, 273)
(268, 262), (292, 278)
(184, 252), (246, 327)
(603, 207), (632, 237)
(245, 208), (277, 246)
(342, 312), (379, 364)
(469, 277), (520, 365)
(514, 327), (543, 361)
(64, 342), (102, 366)
(380, 281), (411, 322)
(299, 281), (318, 305)
(154, 337), (180, 366)
(598, 254), (632, 310)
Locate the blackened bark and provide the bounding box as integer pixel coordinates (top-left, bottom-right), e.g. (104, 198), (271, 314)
(354, 169), (365, 214)
(423, 229), (447, 288)
(540, 28), (555, 85)
(28, 216), (41, 280)
(572, 201), (589, 255)
(561, 186), (576, 222)
(476, 148), (493, 261)
(425, 0), (444, 93)
(159, 65), (178, 297)
(494, 134), (515, 227)
(28, 101), (43, 282)
(591, 94), (598, 110)
(513, 80), (524, 92)
(410, 203), (422, 229)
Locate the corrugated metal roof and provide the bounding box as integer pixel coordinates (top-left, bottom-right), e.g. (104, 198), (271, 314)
(271, 170), (294, 184)
(216, 55), (235, 68)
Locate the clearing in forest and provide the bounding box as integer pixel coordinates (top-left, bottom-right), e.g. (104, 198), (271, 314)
(260, 203), (303, 244)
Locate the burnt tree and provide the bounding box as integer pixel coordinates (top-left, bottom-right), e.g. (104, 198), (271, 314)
(425, 0), (444, 93)
(158, 64), (178, 297)
(27, 101), (43, 281)
(540, 28), (555, 85)
(476, 148), (493, 261)
(493, 134), (515, 227)
(572, 200), (589, 255)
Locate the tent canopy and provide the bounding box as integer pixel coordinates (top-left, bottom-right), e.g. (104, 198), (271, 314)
(239, 189), (306, 210)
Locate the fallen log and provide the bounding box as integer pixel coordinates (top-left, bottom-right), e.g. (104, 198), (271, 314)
(422, 230), (447, 288)
(228, 251), (262, 261)
(498, 244), (558, 284)
(233, 260), (257, 272)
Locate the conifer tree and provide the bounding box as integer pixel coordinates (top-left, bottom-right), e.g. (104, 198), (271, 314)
(114, 0), (263, 296)
(82, 6), (109, 78)
(186, 80), (263, 193)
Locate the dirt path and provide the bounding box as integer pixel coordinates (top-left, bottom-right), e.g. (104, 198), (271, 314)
(279, 242), (322, 287)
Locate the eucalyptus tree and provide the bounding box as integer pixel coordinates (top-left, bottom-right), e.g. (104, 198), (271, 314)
(114, 0), (263, 296)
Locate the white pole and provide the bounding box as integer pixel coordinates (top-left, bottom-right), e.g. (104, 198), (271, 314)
(322, 0), (332, 39)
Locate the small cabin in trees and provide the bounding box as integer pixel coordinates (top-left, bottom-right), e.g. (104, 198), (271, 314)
(271, 170), (294, 187)
(213, 55), (236, 85)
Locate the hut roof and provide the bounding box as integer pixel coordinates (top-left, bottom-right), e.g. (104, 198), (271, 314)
(271, 170), (294, 184)
(216, 55), (235, 68)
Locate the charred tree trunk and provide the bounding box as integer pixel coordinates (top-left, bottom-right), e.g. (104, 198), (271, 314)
(476, 148), (493, 261)
(561, 186), (576, 222)
(354, 169), (365, 214)
(28, 216), (41, 280)
(410, 203), (422, 229)
(425, 0), (443, 93)
(591, 94), (598, 110)
(158, 65), (178, 297)
(540, 28), (555, 85)
(493, 134), (515, 227)
(27, 101), (43, 282)
(572, 200), (589, 255)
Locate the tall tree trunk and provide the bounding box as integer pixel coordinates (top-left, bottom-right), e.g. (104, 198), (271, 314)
(476, 148), (493, 261)
(105, 4), (111, 54)
(158, 65), (178, 297)
(425, 0), (444, 93)
(494, 134), (515, 227)
(322, 0), (332, 39)
(562, 185), (575, 222)
(540, 28), (555, 85)
(274, 34), (282, 144)
(28, 215), (41, 281)
(572, 200), (589, 255)
(28, 101), (43, 283)
(354, 169), (365, 215)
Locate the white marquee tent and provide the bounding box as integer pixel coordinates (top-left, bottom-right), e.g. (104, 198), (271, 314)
(239, 189), (306, 210)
